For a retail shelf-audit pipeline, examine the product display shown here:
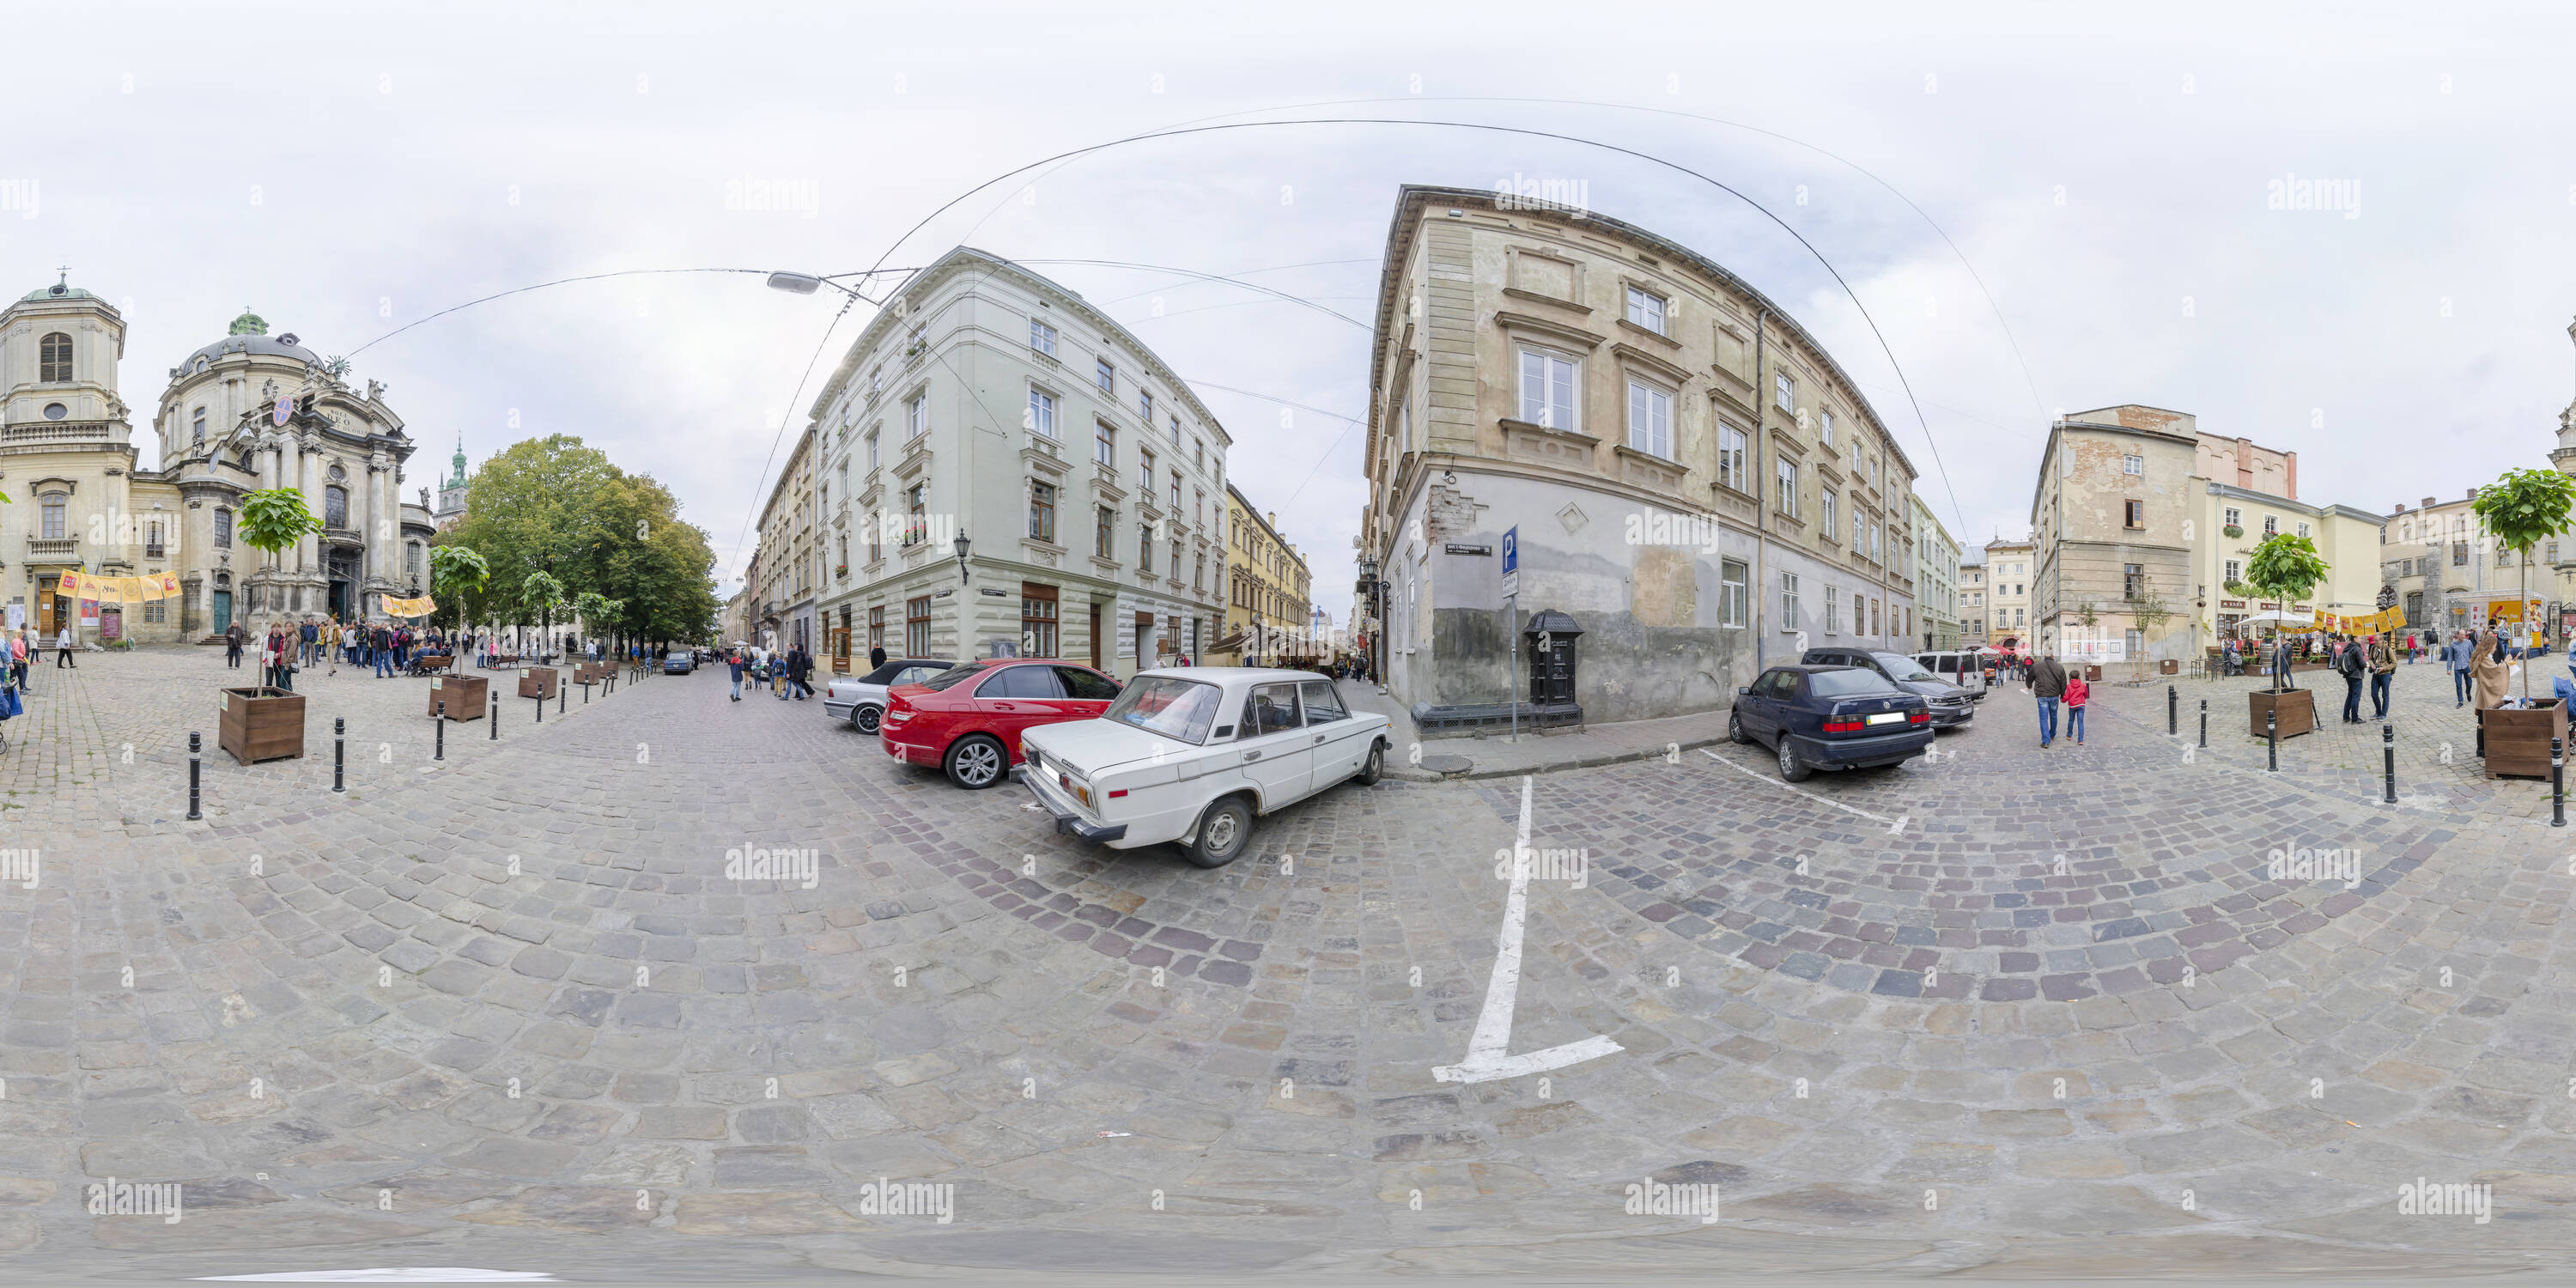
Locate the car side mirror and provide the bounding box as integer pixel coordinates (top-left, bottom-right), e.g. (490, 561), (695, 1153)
(1736, 686), (1752, 697)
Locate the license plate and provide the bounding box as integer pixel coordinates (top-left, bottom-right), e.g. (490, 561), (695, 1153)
(1866, 712), (1906, 726)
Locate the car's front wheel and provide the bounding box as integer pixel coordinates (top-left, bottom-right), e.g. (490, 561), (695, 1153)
(1354, 740), (1384, 786)
(1184, 795), (1255, 869)
(1777, 738), (1814, 782)
(853, 704), (882, 734)
(1728, 712), (1748, 744)
(945, 734), (1005, 789)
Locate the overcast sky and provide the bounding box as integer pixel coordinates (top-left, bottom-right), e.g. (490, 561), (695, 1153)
(13, 2), (2576, 623)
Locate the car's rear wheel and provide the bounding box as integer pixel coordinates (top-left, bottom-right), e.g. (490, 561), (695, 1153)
(945, 735), (1005, 789)
(1777, 738), (1814, 782)
(1355, 740), (1384, 786)
(1184, 795), (1255, 868)
(854, 704), (882, 734)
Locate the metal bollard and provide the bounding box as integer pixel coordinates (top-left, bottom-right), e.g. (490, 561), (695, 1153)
(2168, 684), (2177, 736)
(490, 691), (500, 738)
(2198, 698), (2208, 749)
(534, 691), (543, 723)
(187, 731), (202, 820)
(435, 701), (446, 761)
(559, 684), (566, 714)
(2382, 723), (2395, 804)
(581, 680), (590, 705)
(2267, 708), (2277, 772)
(2555, 736), (2567, 829)
(334, 717), (345, 792)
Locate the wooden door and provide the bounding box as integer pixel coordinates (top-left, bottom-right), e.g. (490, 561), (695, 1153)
(1087, 604), (1103, 670)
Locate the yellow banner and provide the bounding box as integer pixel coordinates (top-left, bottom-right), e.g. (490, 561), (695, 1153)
(58, 570), (85, 598)
(2489, 598), (2528, 623)
(381, 594), (435, 618)
(49, 571), (176, 601)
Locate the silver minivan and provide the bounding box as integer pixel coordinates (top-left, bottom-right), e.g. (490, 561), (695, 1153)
(1914, 651), (1989, 698)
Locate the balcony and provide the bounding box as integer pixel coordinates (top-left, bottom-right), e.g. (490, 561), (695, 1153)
(4, 422), (110, 444)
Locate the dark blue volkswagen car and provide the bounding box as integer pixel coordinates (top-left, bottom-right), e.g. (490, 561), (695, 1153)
(1729, 664), (1932, 781)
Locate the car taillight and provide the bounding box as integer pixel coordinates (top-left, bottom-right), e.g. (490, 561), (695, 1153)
(1821, 719), (1864, 733)
(1908, 711), (1929, 725)
(1107, 789), (1127, 798)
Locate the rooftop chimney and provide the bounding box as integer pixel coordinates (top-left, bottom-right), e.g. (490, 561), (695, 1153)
(2391, 503), (2407, 514)
(2421, 496), (2436, 508)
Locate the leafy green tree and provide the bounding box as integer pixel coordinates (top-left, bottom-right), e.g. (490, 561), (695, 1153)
(443, 435), (718, 654)
(2245, 532), (2331, 693)
(233, 487), (325, 638)
(2472, 467), (2576, 700)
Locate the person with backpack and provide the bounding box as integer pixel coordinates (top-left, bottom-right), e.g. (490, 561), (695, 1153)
(727, 649), (746, 702)
(2062, 669), (2090, 746)
(2335, 629), (2367, 723)
(2367, 632), (2397, 719)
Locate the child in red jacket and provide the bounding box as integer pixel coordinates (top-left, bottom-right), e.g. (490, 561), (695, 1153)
(2063, 671), (2090, 745)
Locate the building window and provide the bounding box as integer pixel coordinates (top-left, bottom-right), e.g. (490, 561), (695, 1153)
(904, 484), (927, 545)
(2222, 506), (2241, 528)
(405, 543), (422, 582)
(1170, 536), (1182, 575)
(2124, 499), (2144, 528)
(906, 596), (931, 656)
(1028, 389), (1057, 438)
(1821, 489), (1838, 541)
(2123, 562), (2144, 598)
(145, 520), (165, 559)
(1715, 423), (1748, 492)
(215, 507), (233, 549)
(1096, 506), (1115, 559)
(2452, 542), (2468, 567)
(191, 407), (206, 443)
(39, 494), (65, 540)
(1625, 380), (1672, 459)
(1030, 319), (1057, 356)
(1096, 359), (1115, 394)
(1139, 391), (1153, 422)
(1771, 370), (1797, 415)
(904, 394), (927, 440)
(1139, 522), (1156, 574)
(38, 332), (71, 383)
(2263, 514), (2277, 537)
(1820, 410), (1835, 447)
(2552, 540), (2562, 563)
(1854, 509), (1865, 551)
(1721, 559), (1747, 627)
(1825, 585), (1840, 634)
(1022, 584), (1059, 658)
(1029, 481), (1057, 543)
(1777, 459), (1799, 518)
(1194, 552), (1206, 592)
(868, 605), (885, 650)
(865, 430), (880, 471)
(143, 598), (166, 624)
(1170, 472), (1181, 513)
(2296, 521), (2310, 538)
(1779, 571), (1800, 629)
(1194, 438), (1205, 469)
(1869, 598), (1880, 635)
(2122, 453), (2143, 475)
(1870, 521), (1881, 562)
(2224, 558), (2242, 585)
(1517, 347), (1578, 431)
(1095, 422), (1116, 468)
(325, 484), (348, 528)
(1623, 284), (1667, 334)
(1139, 447), (1154, 495)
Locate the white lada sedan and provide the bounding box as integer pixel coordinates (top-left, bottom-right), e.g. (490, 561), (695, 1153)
(1015, 668), (1391, 868)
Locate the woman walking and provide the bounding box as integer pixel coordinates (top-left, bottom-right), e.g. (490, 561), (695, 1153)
(2470, 629), (2511, 709)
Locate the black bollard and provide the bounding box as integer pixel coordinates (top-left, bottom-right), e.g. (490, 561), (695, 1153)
(2555, 736), (2567, 829)
(187, 731), (202, 820)
(534, 691), (543, 724)
(2382, 723), (2395, 804)
(334, 717), (345, 792)
(435, 701), (446, 761)
(559, 683), (566, 715)
(2198, 698), (2208, 749)
(2168, 684), (2177, 735)
(581, 680), (590, 705)
(2267, 708), (2278, 772)
(490, 691), (499, 738)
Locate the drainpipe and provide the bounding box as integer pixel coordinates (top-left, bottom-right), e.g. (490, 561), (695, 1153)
(1752, 309), (1769, 672)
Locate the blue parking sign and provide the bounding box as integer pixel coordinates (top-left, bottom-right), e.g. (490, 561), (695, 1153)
(1501, 526), (1517, 576)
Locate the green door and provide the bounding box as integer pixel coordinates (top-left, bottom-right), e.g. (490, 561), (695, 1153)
(211, 591), (232, 635)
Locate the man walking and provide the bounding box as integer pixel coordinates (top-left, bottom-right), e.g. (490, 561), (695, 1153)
(225, 619), (245, 669)
(374, 624), (396, 677)
(2367, 631), (2396, 720)
(2334, 632), (2366, 723)
(2448, 629), (2474, 707)
(2028, 641), (2068, 749)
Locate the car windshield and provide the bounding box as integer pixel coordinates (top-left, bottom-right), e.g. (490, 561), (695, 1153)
(1874, 653), (1938, 682)
(1103, 676), (1224, 744)
(1811, 668), (1900, 697)
(917, 664), (986, 691)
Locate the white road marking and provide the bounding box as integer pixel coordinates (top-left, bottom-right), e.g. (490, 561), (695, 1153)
(1433, 775), (1624, 1084)
(194, 1273), (557, 1284)
(1699, 748), (1901, 825)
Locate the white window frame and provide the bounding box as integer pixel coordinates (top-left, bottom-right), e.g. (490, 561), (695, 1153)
(2122, 453), (2143, 475)
(1821, 489), (1838, 542)
(1030, 319), (1057, 356)
(1774, 370), (1794, 413)
(1623, 284), (1667, 334)
(1819, 410), (1834, 447)
(1721, 558), (1747, 628)
(2223, 506), (2242, 528)
(1517, 346), (1579, 432)
(1776, 459), (1799, 519)
(1027, 387), (1057, 439)
(1625, 379), (1673, 459)
(1717, 423), (1747, 493)
(2263, 514), (2278, 536)
(1096, 359), (1115, 394)
(1779, 571), (1800, 630)
(1825, 584), (1840, 634)
(904, 393), (927, 440)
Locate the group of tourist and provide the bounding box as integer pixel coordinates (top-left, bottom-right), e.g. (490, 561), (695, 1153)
(221, 617), (456, 688)
(726, 645), (816, 702)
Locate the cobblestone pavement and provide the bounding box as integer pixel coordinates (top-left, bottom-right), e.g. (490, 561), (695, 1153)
(1, 648), (2572, 1279)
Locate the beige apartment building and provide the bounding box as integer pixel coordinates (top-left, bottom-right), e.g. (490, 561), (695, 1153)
(1357, 185), (1919, 728)
(2032, 406), (2200, 667)
(750, 424), (817, 655)
(1984, 538), (2035, 649)
(1216, 483), (1310, 665)
(1959, 551), (1987, 645)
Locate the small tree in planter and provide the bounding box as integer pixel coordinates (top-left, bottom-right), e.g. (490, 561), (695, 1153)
(522, 571), (567, 659)
(2243, 533), (2330, 744)
(221, 487), (325, 762)
(2126, 577), (2177, 682)
(2471, 466), (2576, 702)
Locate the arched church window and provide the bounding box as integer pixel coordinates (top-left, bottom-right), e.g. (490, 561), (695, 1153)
(38, 333), (71, 383)
(325, 485), (348, 528)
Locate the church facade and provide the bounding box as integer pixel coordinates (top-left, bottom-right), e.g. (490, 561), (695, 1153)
(0, 276), (435, 644)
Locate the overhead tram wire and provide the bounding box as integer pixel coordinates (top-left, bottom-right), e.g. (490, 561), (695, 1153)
(851, 116), (1971, 543)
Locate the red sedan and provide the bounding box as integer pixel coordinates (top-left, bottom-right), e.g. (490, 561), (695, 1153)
(879, 659), (1123, 788)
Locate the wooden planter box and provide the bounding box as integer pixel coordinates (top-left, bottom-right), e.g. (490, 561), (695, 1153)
(2160, 659), (2179, 675)
(2249, 687), (2315, 739)
(518, 667), (559, 700)
(2479, 700), (2569, 780)
(414, 653), (453, 675)
(574, 662), (610, 685)
(219, 686), (307, 765)
(429, 674), (488, 721)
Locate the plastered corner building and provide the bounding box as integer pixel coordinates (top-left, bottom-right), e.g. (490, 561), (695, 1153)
(1358, 185), (1921, 731)
(0, 277), (434, 643)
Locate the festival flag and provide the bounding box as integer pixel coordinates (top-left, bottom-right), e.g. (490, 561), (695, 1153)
(380, 594), (436, 618)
